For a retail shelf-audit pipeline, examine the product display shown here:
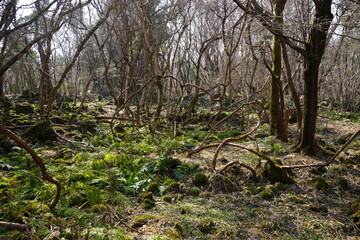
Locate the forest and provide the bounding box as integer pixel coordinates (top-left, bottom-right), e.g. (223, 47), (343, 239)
(0, 0), (359, 239)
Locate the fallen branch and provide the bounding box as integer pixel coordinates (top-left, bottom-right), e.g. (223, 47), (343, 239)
(6, 124), (78, 130)
(0, 221), (28, 231)
(0, 125), (61, 210)
(281, 130), (360, 169)
(94, 116), (139, 122)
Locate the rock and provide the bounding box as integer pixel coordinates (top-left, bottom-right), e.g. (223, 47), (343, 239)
(192, 172), (209, 187)
(78, 121), (97, 134)
(15, 104), (34, 114)
(209, 174), (237, 193)
(22, 120), (57, 143)
(262, 159), (295, 184)
(308, 177), (330, 190)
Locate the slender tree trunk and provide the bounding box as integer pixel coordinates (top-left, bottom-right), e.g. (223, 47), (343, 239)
(295, 0), (333, 154)
(270, 0), (287, 140)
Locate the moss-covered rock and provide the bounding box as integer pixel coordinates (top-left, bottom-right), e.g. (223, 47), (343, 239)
(138, 191), (155, 209)
(192, 172), (209, 187)
(308, 177), (330, 190)
(209, 174), (237, 193)
(285, 193), (305, 204)
(157, 156), (182, 171)
(131, 215), (156, 228)
(15, 104), (34, 114)
(146, 182), (159, 194)
(259, 185), (277, 200)
(162, 182), (181, 194)
(188, 187), (201, 196)
(78, 120), (97, 134)
(198, 218), (216, 234)
(274, 182), (288, 191)
(262, 159), (294, 184)
(162, 194), (177, 203)
(22, 120), (57, 143)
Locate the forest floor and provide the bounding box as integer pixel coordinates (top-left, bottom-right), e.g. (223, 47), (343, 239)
(0, 98), (359, 239)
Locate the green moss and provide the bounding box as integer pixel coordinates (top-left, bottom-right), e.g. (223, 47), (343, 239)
(188, 187), (201, 196)
(165, 221), (185, 238)
(131, 215), (156, 228)
(22, 120), (57, 143)
(262, 159), (294, 184)
(308, 177), (330, 190)
(274, 182), (288, 191)
(162, 194), (177, 203)
(157, 156), (182, 171)
(192, 172), (209, 187)
(163, 182), (181, 194)
(209, 174), (237, 193)
(146, 182), (160, 194)
(89, 204), (107, 213)
(198, 218), (216, 234)
(138, 191), (155, 209)
(143, 199), (156, 209)
(260, 190), (274, 200)
(285, 193), (305, 204)
(138, 191), (154, 203)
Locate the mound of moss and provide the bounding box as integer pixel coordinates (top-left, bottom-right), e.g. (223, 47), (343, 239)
(198, 218), (216, 234)
(192, 172), (209, 187)
(138, 191), (155, 209)
(22, 120), (57, 143)
(209, 174), (237, 193)
(262, 159), (294, 184)
(308, 177), (330, 190)
(131, 215), (156, 228)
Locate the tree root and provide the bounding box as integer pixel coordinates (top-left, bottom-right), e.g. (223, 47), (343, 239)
(281, 130), (360, 169)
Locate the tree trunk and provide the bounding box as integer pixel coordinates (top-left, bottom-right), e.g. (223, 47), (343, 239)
(295, 0), (333, 154)
(270, 0), (287, 140)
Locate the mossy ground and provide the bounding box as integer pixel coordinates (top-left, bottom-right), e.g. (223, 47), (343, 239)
(0, 100), (359, 239)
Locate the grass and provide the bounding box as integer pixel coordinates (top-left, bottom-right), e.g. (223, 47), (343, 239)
(0, 100), (359, 239)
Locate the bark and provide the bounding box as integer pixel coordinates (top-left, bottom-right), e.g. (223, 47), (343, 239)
(281, 43), (302, 128)
(295, 0), (333, 154)
(269, 0), (287, 140)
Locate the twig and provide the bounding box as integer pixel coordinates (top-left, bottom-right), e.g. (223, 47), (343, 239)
(103, 202), (141, 233)
(94, 116), (139, 122)
(0, 221), (28, 231)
